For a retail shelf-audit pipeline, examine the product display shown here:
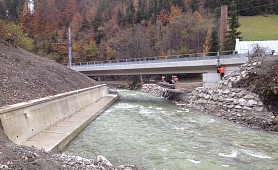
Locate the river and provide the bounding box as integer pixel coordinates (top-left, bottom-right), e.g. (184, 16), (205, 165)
(63, 90), (278, 170)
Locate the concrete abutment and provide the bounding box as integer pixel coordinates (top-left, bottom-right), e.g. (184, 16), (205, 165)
(0, 84), (118, 153)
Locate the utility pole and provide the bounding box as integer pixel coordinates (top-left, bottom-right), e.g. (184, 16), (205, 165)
(68, 27), (72, 67)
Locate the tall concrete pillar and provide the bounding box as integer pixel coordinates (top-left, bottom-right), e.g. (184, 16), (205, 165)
(220, 5), (228, 50)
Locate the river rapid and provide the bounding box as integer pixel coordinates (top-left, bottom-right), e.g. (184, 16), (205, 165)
(64, 90), (278, 170)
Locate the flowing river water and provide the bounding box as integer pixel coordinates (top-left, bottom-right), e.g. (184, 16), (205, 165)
(64, 90), (278, 170)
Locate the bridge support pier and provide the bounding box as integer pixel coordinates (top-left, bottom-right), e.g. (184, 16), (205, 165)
(203, 73), (221, 88)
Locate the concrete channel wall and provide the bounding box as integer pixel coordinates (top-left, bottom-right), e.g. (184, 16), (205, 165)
(0, 84), (108, 145)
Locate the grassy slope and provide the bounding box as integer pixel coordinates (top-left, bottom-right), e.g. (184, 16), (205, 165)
(239, 15), (278, 41)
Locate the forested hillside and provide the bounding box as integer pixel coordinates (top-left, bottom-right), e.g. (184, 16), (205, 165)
(0, 0), (277, 63)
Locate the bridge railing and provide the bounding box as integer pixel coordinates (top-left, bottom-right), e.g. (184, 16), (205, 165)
(69, 50), (249, 68)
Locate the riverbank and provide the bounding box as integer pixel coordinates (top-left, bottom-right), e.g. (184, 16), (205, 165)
(0, 44), (137, 170)
(141, 56), (278, 134)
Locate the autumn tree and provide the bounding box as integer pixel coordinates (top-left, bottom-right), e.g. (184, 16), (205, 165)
(128, 24), (155, 58)
(32, 0), (44, 35)
(70, 12), (84, 33)
(106, 46), (113, 60)
(45, 0), (60, 34)
(168, 5), (182, 23)
(18, 3), (32, 31)
(84, 6), (97, 29)
(64, 0), (78, 24)
(157, 9), (169, 26)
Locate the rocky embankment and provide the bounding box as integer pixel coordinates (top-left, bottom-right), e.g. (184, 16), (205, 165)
(141, 56), (278, 133)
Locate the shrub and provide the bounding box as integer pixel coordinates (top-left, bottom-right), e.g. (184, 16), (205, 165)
(0, 20), (34, 51)
(18, 36), (34, 52)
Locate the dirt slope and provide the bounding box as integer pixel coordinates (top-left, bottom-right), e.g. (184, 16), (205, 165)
(0, 44), (98, 107)
(0, 44), (102, 169)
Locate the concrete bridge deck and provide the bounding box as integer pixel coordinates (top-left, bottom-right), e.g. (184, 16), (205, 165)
(70, 54), (248, 76)
(69, 54), (248, 87)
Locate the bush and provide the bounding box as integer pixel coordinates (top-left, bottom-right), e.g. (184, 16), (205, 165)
(0, 20), (34, 51)
(18, 36), (34, 52)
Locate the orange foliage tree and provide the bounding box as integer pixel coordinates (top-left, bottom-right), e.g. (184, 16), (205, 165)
(18, 3), (32, 32)
(70, 12), (84, 33)
(169, 5), (182, 23)
(32, 1), (43, 35)
(157, 9), (169, 26)
(64, 0), (78, 23)
(45, 0), (60, 34)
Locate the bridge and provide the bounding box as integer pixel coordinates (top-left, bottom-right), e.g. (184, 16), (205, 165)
(69, 53), (248, 87)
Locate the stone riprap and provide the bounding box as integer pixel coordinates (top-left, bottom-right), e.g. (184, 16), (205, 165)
(140, 84), (168, 97)
(218, 58), (263, 88)
(139, 57), (278, 133)
(188, 87), (264, 113)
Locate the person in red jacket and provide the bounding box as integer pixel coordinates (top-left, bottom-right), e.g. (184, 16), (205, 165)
(218, 66), (225, 80)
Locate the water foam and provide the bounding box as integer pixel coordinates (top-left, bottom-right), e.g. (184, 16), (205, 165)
(241, 149), (272, 159)
(208, 119), (215, 123)
(218, 150), (238, 158)
(187, 159), (201, 164)
(115, 103), (137, 109)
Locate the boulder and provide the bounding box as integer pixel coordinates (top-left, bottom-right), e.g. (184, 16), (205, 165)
(246, 100), (258, 107)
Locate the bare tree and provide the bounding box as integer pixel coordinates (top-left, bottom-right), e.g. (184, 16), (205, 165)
(250, 44), (270, 57)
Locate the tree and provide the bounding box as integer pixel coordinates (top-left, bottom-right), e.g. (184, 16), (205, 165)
(209, 26), (220, 54)
(64, 0), (78, 24)
(250, 44), (270, 56)
(93, 9), (102, 31)
(18, 3), (32, 31)
(83, 40), (99, 61)
(84, 5), (97, 29)
(157, 9), (169, 26)
(45, 0), (60, 34)
(5, 0), (25, 21)
(168, 5), (182, 23)
(190, 0), (199, 12)
(225, 1), (242, 51)
(70, 12), (84, 32)
(0, 1), (6, 19)
(32, 0), (44, 35)
(2, 21), (33, 49)
(106, 46), (113, 60)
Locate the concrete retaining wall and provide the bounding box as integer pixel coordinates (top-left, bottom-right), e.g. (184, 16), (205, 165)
(0, 85), (108, 144)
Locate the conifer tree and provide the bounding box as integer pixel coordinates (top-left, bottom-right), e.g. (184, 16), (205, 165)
(0, 1), (6, 19)
(209, 26), (220, 54)
(225, 0), (242, 51)
(190, 0), (199, 12)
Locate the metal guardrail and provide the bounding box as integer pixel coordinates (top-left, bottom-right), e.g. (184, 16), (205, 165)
(69, 52), (248, 68)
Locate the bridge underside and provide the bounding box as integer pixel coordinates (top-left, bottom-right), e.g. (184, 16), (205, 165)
(79, 66), (210, 76)
(78, 65), (240, 76)
(72, 57), (247, 87)
(79, 65), (240, 88)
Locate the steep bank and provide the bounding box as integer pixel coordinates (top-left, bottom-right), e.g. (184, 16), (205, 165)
(0, 44), (136, 170)
(0, 44), (99, 107)
(141, 56), (278, 133)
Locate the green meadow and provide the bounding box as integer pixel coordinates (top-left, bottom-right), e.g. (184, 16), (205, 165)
(239, 15), (278, 41)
